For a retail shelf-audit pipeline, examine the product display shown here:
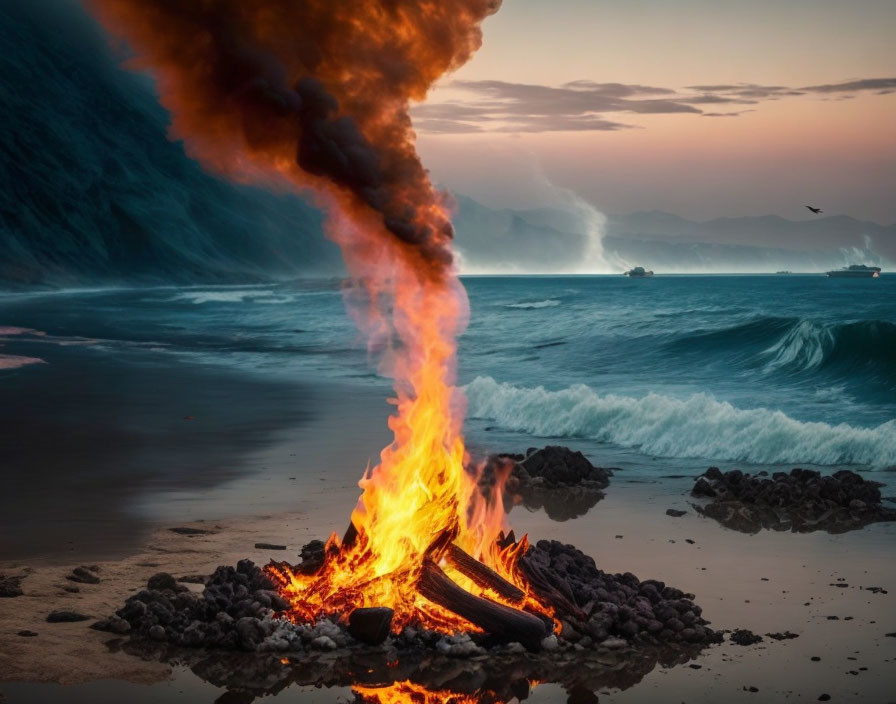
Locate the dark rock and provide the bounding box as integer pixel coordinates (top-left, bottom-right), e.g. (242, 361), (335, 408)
(729, 629), (763, 646)
(147, 573), (182, 592)
(692, 478), (716, 497)
(91, 616), (132, 634)
(67, 566), (100, 584)
(766, 631), (799, 640)
(0, 575), (24, 598)
(744, 686), (759, 693)
(46, 610), (91, 623)
(691, 467), (896, 534)
(295, 540), (326, 574)
(17, 630), (38, 637)
(665, 509), (687, 517)
(565, 685), (600, 704)
(348, 607), (394, 645)
(811, 656), (821, 661)
(254, 543), (287, 551)
(519, 540), (721, 649)
(63, 585), (80, 593)
(214, 692), (257, 704)
(480, 447), (613, 521)
(818, 696), (831, 702)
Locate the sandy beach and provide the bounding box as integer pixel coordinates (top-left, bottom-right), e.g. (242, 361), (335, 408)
(2, 464), (894, 703)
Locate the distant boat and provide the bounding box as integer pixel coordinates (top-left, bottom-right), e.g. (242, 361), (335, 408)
(775, 270), (792, 275)
(625, 266), (654, 277)
(826, 264), (881, 278)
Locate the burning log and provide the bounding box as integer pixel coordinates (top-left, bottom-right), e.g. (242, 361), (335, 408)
(444, 544), (526, 604)
(417, 560), (549, 651)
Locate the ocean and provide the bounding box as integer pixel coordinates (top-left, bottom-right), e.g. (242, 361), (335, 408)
(1, 275), (894, 558)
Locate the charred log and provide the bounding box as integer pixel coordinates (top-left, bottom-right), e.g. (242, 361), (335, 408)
(417, 560), (548, 651)
(444, 544), (526, 604)
(518, 556), (585, 621)
(348, 607), (394, 645)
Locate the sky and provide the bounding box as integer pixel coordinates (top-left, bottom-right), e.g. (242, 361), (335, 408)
(414, 0), (896, 224)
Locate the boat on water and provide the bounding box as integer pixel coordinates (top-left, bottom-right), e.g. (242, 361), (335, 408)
(826, 264), (881, 278)
(775, 270), (793, 275)
(625, 266), (654, 277)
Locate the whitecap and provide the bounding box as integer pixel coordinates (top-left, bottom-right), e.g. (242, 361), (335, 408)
(463, 376), (896, 467)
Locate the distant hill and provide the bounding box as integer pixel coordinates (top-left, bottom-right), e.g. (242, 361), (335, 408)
(452, 195), (895, 274)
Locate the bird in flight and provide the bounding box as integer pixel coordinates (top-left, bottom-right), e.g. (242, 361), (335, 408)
(805, 205), (823, 214)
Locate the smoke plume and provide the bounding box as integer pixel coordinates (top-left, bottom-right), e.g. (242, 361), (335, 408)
(87, 0), (500, 277)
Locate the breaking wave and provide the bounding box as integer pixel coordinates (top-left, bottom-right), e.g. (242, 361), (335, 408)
(670, 316), (896, 389)
(464, 376), (896, 467)
(761, 319), (896, 375)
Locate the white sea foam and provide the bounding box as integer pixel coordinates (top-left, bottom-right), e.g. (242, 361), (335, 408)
(464, 376), (896, 467)
(761, 320), (832, 372)
(505, 299), (562, 310)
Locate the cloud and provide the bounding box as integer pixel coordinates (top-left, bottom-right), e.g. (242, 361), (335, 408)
(802, 77), (896, 93)
(415, 76), (895, 134)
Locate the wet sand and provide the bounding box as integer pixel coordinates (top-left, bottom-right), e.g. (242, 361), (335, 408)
(2, 473), (894, 703)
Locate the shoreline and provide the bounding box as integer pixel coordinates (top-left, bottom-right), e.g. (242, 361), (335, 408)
(2, 474), (894, 702)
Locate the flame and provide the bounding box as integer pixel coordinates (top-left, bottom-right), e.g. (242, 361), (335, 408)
(85, 0), (549, 634)
(354, 681), (509, 704)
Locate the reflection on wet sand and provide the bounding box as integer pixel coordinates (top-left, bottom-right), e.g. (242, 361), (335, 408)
(506, 484), (605, 522)
(111, 639), (704, 703)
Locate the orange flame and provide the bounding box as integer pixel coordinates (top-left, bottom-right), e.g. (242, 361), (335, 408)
(354, 681), (514, 704)
(86, 0), (549, 634)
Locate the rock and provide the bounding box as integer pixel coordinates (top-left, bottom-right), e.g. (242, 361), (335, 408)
(254, 543), (287, 551)
(311, 635), (337, 650)
(17, 630), (38, 637)
(0, 575), (24, 598)
(147, 573), (181, 592)
(730, 629), (763, 646)
(149, 624), (166, 641)
(480, 447), (613, 520)
(91, 616), (131, 634)
(665, 509), (687, 517)
(348, 607), (394, 645)
(691, 467), (896, 533)
(765, 631), (799, 640)
(67, 566), (100, 584)
(46, 610), (91, 623)
(692, 477), (716, 497)
(818, 695), (831, 701)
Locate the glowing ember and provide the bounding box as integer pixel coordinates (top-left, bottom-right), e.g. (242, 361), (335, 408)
(87, 0), (549, 635)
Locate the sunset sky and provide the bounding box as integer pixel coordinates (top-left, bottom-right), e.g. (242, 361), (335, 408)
(415, 0), (896, 223)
